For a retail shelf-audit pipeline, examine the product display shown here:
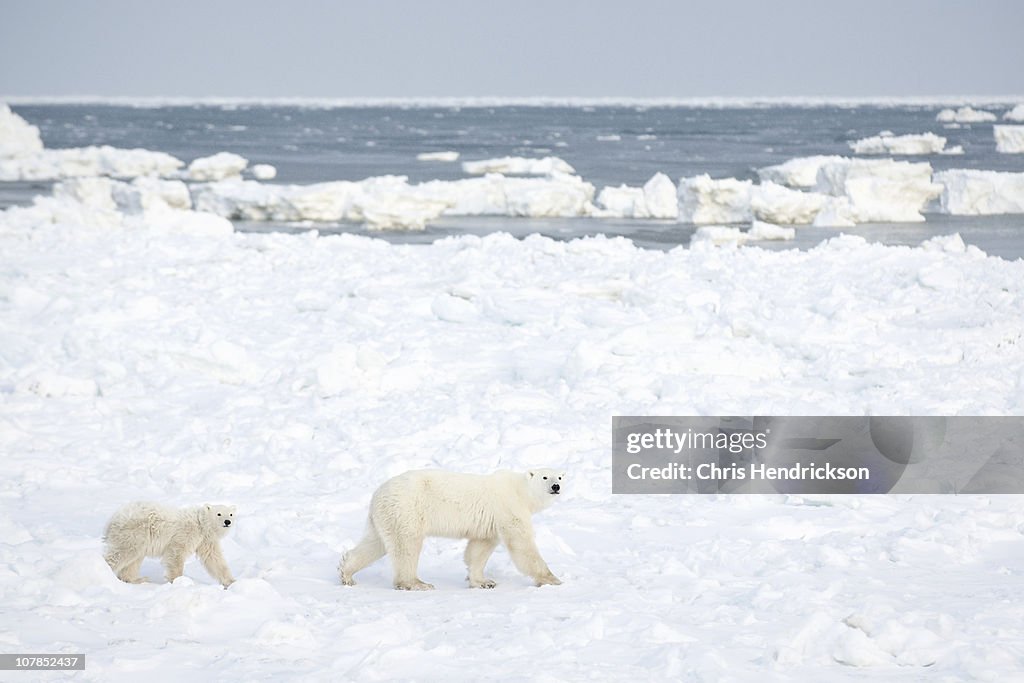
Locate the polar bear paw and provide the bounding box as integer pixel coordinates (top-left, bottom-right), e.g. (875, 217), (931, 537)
(469, 578), (497, 589)
(395, 579), (435, 591)
(535, 574), (562, 587)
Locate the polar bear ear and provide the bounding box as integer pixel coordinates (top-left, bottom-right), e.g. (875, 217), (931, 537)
(228, 505), (237, 513)
(205, 504), (211, 511)
(560, 471), (566, 478)
(528, 470), (535, 478)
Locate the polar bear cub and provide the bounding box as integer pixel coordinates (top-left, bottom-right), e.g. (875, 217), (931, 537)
(340, 468), (565, 590)
(103, 501), (236, 587)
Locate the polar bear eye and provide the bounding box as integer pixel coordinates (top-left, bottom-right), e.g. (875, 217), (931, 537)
(542, 476), (548, 480)
(217, 513), (222, 516)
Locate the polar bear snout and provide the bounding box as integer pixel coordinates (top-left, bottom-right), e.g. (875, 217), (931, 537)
(223, 519), (231, 527)
(550, 483), (560, 494)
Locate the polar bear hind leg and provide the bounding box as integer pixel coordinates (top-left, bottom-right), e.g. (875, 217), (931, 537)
(385, 533), (433, 590)
(105, 546), (147, 584)
(339, 521), (387, 586)
(464, 537), (498, 588)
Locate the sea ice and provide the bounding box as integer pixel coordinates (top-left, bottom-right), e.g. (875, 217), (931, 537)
(251, 163), (277, 179)
(935, 106), (997, 123)
(0, 103), (44, 158)
(677, 174), (752, 224)
(188, 152), (249, 181)
(814, 158), (941, 222)
(749, 182), (828, 224)
(1004, 104), (1024, 122)
(757, 156), (846, 189)
(0, 145), (184, 181)
(934, 169), (1024, 215)
(462, 156), (576, 176)
(849, 132), (949, 155)
(994, 125), (1024, 154)
(595, 173), (677, 219)
(416, 151), (460, 162)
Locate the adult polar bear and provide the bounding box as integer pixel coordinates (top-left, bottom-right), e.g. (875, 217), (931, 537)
(340, 468), (565, 590)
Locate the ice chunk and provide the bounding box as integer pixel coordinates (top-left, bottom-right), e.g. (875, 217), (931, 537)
(935, 106), (997, 123)
(188, 152), (248, 181)
(994, 125), (1024, 154)
(113, 177), (192, 213)
(750, 182), (827, 224)
(934, 169), (1024, 215)
(749, 220), (796, 240)
(416, 151), (460, 162)
(191, 172), (596, 228)
(0, 104), (44, 158)
(595, 173), (677, 219)
(641, 173), (678, 219)
(1004, 104), (1024, 122)
(689, 220), (794, 247)
(757, 155), (846, 189)
(677, 174), (752, 224)
(849, 132), (949, 155)
(461, 156), (575, 176)
(0, 145), (184, 181)
(814, 158), (941, 222)
(251, 163), (277, 179)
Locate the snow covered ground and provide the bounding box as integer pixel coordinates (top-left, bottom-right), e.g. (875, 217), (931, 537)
(3, 169), (1024, 681)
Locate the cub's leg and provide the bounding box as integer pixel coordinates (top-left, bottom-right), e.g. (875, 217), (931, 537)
(197, 540), (235, 587)
(464, 537), (499, 588)
(339, 521), (386, 586)
(501, 523), (561, 587)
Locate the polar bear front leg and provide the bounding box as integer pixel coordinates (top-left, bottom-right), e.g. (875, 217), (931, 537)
(464, 537), (499, 588)
(162, 548), (187, 583)
(197, 540), (235, 587)
(387, 535), (434, 591)
(502, 525), (562, 587)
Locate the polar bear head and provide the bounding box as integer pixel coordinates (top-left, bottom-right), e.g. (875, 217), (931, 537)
(204, 504), (237, 535)
(527, 468), (566, 510)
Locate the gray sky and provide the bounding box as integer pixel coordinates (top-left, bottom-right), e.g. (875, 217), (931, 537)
(1, 0), (1022, 98)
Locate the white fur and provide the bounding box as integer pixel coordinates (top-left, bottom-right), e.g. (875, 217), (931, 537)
(103, 501), (236, 587)
(340, 468), (565, 590)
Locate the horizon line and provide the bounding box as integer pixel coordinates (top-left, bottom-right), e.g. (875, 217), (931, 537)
(4, 94), (1024, 109)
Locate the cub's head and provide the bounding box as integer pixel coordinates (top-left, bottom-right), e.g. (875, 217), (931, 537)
(204, 504), (236, 534)
(527, 468), (566, 509)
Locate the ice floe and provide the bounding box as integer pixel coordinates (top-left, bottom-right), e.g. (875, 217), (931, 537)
(416, 151), (460, 162)
(994, 125), (1024, 154)
(1003, 104), (1024, 122)
(0, 103), (44, 158)
(849, 132), (952, 155)
(757, 156), (845, 189)
(934, 169), (1024, 215)
(935, 106), (997, 123)
(188, 152), (249, 181)
(251, 163), (277, 180)
(595, 173), (677, 219)
(462, 156), (576, 176)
